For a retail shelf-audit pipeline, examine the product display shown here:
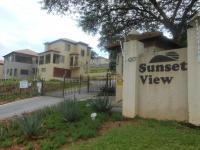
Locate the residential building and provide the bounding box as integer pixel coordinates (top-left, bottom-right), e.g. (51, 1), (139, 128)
(3, 49), (38, 80)
(90, 56), (109, 68)
(38, 38), (91, 80)
(0, 60), (4, 79)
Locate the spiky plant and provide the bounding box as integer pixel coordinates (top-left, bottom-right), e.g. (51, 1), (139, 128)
(90, 96), (112, 113)
(58, 99), (80, 122)
(18, 114), (42, 138)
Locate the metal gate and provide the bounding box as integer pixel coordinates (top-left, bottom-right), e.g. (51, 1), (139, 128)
(43, 73), (116, 98)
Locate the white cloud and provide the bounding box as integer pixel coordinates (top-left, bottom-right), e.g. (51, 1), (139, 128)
(0, 0), (108, 59)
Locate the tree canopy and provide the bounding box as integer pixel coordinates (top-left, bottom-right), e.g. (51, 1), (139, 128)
(42, 0), (200, 46)
(90, 50), (98, 59)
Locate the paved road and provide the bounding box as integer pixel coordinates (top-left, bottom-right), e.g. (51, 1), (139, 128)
(0, 93), (96, 120)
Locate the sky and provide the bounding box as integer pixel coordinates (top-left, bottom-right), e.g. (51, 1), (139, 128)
(0, 0), (108, 60)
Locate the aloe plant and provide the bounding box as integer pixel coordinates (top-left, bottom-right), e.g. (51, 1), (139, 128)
(58, 100), (80, 122)
(90, 96), (112, 113)
(18, 114), (42, 138)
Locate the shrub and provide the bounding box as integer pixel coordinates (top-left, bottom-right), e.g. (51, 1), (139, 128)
(90, 96), (112, 113)
(58, 100), (80, 122)
(0, 124), (8, 140)
(18, 114), (42, 138)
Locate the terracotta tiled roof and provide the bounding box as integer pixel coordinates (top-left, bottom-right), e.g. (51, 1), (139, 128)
(137, 32), (162, 40)
(39, 49), (60, 55)
(45, 38), (89, 47)
(14, 49), (38, 56)
(106, 32), (180, 50)
(4, 49), (38, 57)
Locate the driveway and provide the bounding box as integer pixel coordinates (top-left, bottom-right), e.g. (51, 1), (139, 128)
(0, 96), (63, 120)
(0, 92), (96, 120)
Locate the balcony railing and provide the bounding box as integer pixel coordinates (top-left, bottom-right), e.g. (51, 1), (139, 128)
(70, 63), (80, 68)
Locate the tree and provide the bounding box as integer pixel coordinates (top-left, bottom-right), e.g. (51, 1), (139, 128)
(109, 50), (117, 72)
(42, 0), (200, 46)
(90, 50), (98, 59)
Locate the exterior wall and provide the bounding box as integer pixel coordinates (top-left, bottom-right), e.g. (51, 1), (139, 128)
(38, 64), (54, 80)
(71, 69), (80, 78)
(4, 54), (37, 80)
(4, 61), (37, 80)
(39, 40), (91, 80)
(138, 48), (188, 121)
(76, 44), (91, 76)
(0, 64), (4, 79)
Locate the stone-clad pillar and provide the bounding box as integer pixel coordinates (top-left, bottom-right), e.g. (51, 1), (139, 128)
(122, 40), (144, 118)
(187, 12), (200, 125)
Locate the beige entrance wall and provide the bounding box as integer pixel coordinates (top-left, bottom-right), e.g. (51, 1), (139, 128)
(138, 48), (188, 121)
(121, 12), (200, 125)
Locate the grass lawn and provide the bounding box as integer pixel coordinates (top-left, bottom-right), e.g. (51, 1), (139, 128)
(90, 67), (108, 74)
(89, 67), (108, 77)
(69, 118), (200, 150)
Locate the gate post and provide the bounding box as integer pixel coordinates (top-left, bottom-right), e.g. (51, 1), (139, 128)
(122, 40), (144, 118)
(187, 12), (200, 125)
(63, 76), (66, 97)
(79, 75), (82, 94)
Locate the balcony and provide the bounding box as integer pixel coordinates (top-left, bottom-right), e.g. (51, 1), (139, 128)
(70, 54), (80, 69)
(70, 64), (80, 69)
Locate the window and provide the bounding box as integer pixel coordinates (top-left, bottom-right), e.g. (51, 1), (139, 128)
(7, 69), (9, 75)
(45, 54), (51, 64)
(32, 68), (37, 74)
(21, 69), (29, 75)
(15, 55), (32, 64)
(60, 56), (64, 63)
(53, 54), (59, 64)
(74, 56), (78, 66)
(87, 49), (90, 56)
(7, 55), (14, 62)
(81, 49), (85, 57)
(70, 56), (74, 66)
(36, 58), (38, 64)
(53, 54), (64, 64)
(14, 69), (17, 77)
(39, 56), (44, 65)
(10, 69), (13, 76)
(41, 68), (46, 72)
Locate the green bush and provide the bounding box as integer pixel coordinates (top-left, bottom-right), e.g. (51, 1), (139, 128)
(58, 100), (81, 122)
(18, 114), (42, 138)
(90, 96), (112, 113)
(0, 124), (8, 140)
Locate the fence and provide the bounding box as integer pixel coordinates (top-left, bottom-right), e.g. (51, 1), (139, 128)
(44, 73), (116, 98)
(0, 80), (38, 104)
(0, 73), (116, 103)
